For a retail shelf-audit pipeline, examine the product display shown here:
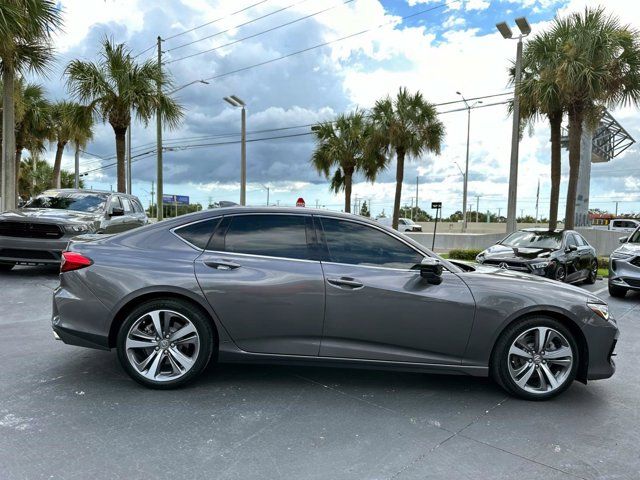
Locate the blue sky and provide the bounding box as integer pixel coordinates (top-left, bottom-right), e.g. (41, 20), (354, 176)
(34, 0), (640, 218)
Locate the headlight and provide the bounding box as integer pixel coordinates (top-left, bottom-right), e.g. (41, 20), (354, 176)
(611, 250), (633, 259)
(530, 261), (550, 270)
(65, 224), (93, 233)
(475, 254), (485, 263)
(587, 302), (610, 321)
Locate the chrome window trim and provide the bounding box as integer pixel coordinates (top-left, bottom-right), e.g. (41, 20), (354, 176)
(170, 216), (222, 251)
(201, 249), (320, 264)
(319, 260), (456, 275)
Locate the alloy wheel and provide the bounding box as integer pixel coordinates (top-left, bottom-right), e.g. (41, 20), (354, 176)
(554, 265), (566, 282)
(125, 309), (200, 382)
(507, 327), (573, 395)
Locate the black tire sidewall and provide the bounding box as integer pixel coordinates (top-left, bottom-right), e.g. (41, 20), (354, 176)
(116, 299), (214, 389)
(492, 316), (579, 401)
(554, 265), (566, 282)
(0, 262), (15, 271)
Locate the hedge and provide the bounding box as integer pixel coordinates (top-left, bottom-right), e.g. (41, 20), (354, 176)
(448, 249), (483, 261)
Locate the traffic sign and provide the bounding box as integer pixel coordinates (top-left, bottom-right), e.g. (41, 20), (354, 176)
(296, 197), (305, 207)
(431, 202), (442, 209)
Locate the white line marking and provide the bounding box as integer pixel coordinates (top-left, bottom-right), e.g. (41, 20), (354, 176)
(592, 285), (609, 296)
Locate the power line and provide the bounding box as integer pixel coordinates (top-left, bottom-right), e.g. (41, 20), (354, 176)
(165, 0), (354, 64)
(198, 1), (454, 82)
(165, 0), (311, 53)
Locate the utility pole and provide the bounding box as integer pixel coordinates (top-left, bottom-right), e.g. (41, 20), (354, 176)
(615, 201), (619, 216)
(415, 176), (419, 221)
(241, 105), (246, 206)
(456, 92), (482, 232)
(535, 178), (540, 224)
(315, 199), (319, 208)
(156, 36), (164, 221)
(266, 186), (269, 206)
(150, 181), (155, 218)
(476, 196), (480, 223)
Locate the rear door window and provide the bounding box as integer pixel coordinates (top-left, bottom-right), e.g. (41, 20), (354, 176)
(174, 218), (221, 250)
(109, 196), (122, 211)
(222, 214), (311, 260)
(120, 197), (133, 213)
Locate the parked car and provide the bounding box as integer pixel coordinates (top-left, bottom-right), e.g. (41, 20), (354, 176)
(0, 189), (148, 269)
(377, 217), (423, 232)
(52, 208), (617, 400)
(594, 218), (640, 233)
(608, 227), (640, 297)
(475, 228), (598, 284)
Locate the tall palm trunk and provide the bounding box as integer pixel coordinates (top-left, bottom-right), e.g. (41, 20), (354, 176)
(2, 67), (16, 210)
(548, 111), (562, 231)
(114, 126), (127, 193)
(392, 148), (405, 230)
(52, 141), (66, 189)
(565, 107), (583, 230)
(15, 146), (23, 204)
(344, 171), (352, 213)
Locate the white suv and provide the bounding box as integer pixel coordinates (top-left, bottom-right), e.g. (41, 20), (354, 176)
(377, 217), (423, 232)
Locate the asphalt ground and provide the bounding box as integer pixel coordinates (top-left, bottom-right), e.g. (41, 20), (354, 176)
(0, 265), (638, 480)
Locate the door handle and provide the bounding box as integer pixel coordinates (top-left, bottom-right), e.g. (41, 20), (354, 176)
(327, 277), (364, 289)
(204, 259), (241, 270)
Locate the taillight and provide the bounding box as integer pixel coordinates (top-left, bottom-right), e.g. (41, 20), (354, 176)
(61, 251), (93, 273)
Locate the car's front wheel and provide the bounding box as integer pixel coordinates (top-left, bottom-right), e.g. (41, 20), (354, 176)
(491, 317), (578, 400)
(553, 264), (566, 282)
(116, 299), (214, 389)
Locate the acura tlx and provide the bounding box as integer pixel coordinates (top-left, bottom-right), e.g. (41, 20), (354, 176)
(52, 208), (618, 400)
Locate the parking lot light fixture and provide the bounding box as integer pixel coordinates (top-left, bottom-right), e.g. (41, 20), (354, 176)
(223, 95), (247, 205)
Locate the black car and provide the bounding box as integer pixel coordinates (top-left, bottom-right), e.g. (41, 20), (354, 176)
(476, 229), (598, 284)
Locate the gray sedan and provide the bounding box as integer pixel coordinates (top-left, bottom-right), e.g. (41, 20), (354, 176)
(0, 189), (147, 268)
(52, 207), (618, 400)
(609, 227), (640, 297)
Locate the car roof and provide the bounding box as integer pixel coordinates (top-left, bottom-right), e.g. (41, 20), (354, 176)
(520, 228), (567, 234)
(41, 188), (138, 198)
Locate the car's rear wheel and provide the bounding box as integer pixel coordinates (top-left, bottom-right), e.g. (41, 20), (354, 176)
(608, 284), (627, 298)
(0, 262), (15, 271)
(585, 259), (598, 284)
(554, 264), (566, 282)
(491, 317), (578, 400)
(116, 299), (214, 389)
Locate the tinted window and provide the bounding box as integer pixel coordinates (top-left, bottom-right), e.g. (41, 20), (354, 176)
(321, 217), (423, 269)
(224, 215), (310, 260)
(575, 234), (587, 246)
(24, 192), (108, 213)
(131, 199), (143, 213)
(175, 218), (220, 250)
(109, 196), (122, 211)
(566, 234), (578, 247)
(121, 197), (132, 213)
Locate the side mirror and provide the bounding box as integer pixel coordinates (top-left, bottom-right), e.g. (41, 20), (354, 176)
(565, 244), (577, 252)
(619, 236), (628, 243)
(110, 207), (125, 217)
(413, 257), (443, 285)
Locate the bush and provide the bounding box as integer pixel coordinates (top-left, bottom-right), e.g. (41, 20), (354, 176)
(448, 249), (483, 261)
(598, 257), (609, 269)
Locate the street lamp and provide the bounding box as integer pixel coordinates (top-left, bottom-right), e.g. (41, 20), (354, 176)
(496, 16), (531, 233)
(456, 91), (482, 232)
(260, 184), (270, 206)
(223, 95), (247, 206)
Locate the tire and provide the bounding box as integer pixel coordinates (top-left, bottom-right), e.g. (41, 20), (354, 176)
(585, 259), (598, 284)
(116, 298), (215, 389)
(554, 264), (566, 282)
(608, 284), (627, 298)
(491, 316), (578, 401)
(0, 262), (15, 272)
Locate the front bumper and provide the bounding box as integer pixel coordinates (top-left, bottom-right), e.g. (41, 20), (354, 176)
(584, 319), (618, 381)
(477, 258), (551, 277)
(609, 256), (640, 290)
(0, 235), (72, 264)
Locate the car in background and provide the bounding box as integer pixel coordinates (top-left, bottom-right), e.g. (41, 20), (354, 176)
(0, 189), (148, 270)
(52, 208), (618, 400)
(377, 217), (423, 232)
(594, 218), (640, 233)
(476, 229), (598, 284)
(608, 227), (640, 297)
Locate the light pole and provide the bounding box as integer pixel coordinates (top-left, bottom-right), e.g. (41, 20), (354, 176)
(496, 17), (531, 233)
(261, 184), (270, 206)
(453, 160), (465, 225)
(456, 91), (482, 232)
(223, 95), (247, 206)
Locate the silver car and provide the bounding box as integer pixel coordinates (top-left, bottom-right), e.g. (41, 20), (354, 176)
(0, 189), (147, 269)
(52, 207), (618, 400)
(609, 227), (640, 297)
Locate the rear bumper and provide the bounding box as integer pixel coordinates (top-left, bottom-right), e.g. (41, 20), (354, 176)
(0, 235), (71, 264)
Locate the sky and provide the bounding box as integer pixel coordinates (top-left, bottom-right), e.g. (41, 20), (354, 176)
(31, 0), (640, 218)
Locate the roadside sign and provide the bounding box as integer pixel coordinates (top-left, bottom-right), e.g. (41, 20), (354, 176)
(296, 197), (305, 207)
(431, 202), (442, 250)
(431, 202), (442, 209)
(163, 194), (190, 205)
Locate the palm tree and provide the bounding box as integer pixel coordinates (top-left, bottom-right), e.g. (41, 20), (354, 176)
(550, 8), (640, 229)
(0, 0), (62, 210)
(49, 101), (89, 189)
(19, 155), (82, 199)
(515, 30), (565, 231)
(65, 37), (183, 193)
(311, 111), (386, 213)
(371, 87), (445, 230)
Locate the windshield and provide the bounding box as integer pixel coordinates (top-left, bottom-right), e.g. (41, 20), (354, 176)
(24, 192), (108, 213)
(627, 228), (640, 243)
(501, 231), (562, 249)
(402, 219), (416, 225)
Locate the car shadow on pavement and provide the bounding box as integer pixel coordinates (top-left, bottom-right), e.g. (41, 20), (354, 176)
(1, 265), (59, 278)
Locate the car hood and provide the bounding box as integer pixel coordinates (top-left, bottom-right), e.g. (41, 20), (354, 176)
(612, 242), (640, 256)
(0, 208), (100, 224)
(461, 265), (603, 304)
(481, 243), (554, 260)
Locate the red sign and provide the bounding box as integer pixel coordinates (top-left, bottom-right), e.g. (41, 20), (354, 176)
(296, 197), (305, 207)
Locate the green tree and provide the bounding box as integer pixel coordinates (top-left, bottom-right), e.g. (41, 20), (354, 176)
(371, 88), (445, 229)
(359, 200), (370, 217)
(65, 38), (183, 193)
(19, 156), (82, 200)
(49, 101), (93, 189)
(0, 0), (62, 210)
(550, 8), (640, 229)
(311, 110), (386, 213)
